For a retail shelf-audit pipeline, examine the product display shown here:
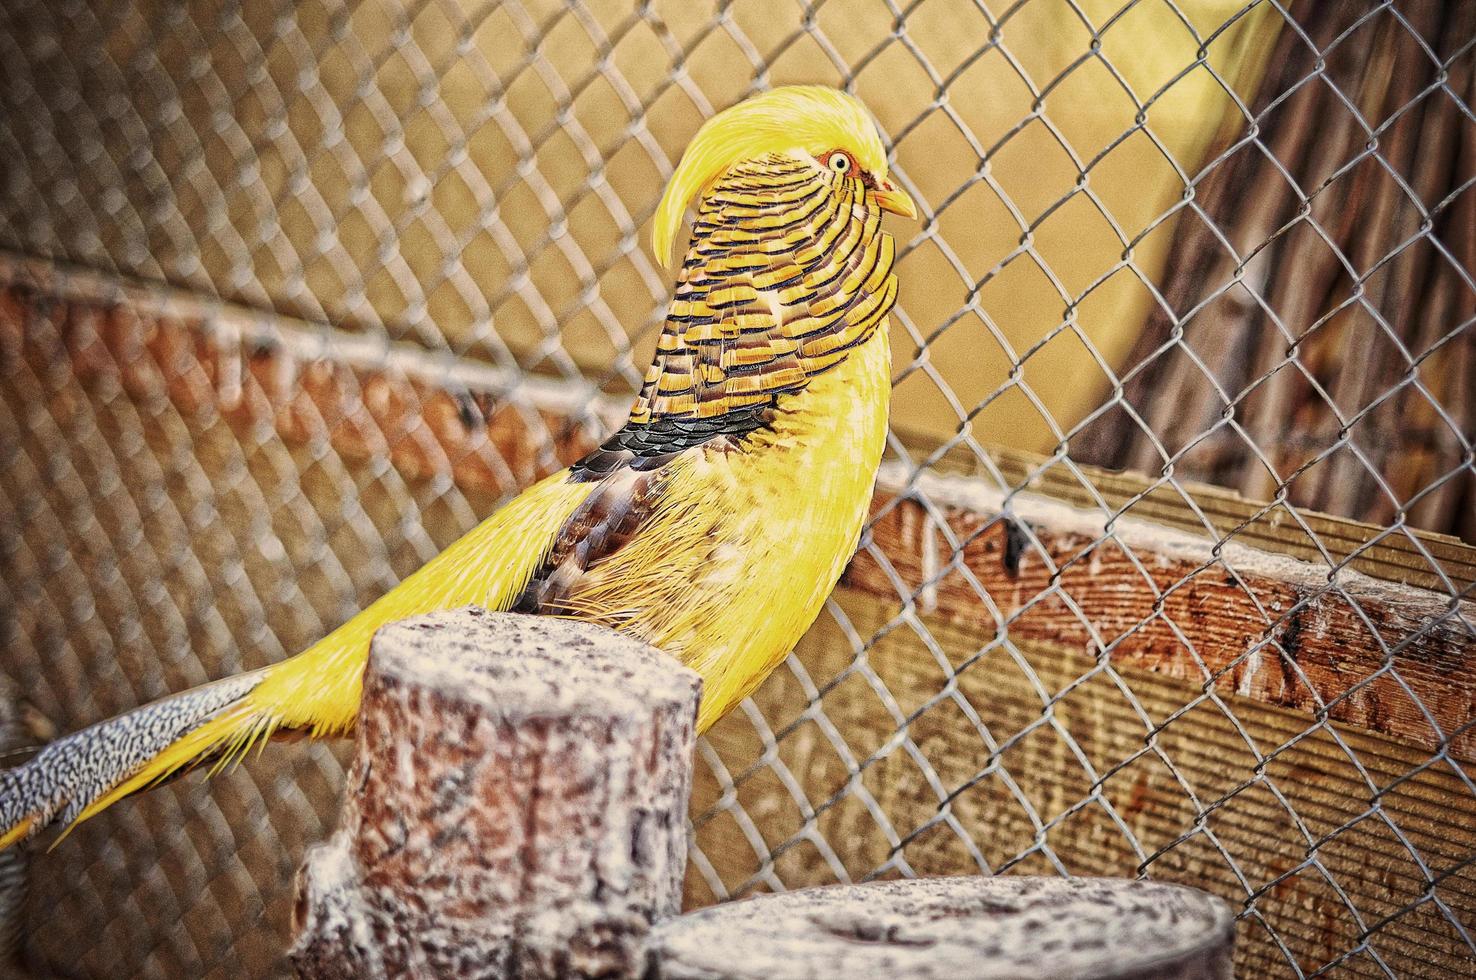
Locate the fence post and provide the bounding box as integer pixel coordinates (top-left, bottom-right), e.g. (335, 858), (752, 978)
(288, 607), (701, 979)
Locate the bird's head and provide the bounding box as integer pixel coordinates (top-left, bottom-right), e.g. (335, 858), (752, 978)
(651, 85), (916, 266)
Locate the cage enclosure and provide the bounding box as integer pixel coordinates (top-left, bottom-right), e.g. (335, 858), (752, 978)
(0, 0), (1473, 977)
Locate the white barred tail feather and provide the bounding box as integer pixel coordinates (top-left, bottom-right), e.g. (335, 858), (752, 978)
(0, 678), (53, 969)
(0, 670), (266, 848)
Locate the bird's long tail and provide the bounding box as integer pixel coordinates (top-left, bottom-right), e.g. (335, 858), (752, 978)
(0, 668), (279, 849)
(0, 470), (594, 851)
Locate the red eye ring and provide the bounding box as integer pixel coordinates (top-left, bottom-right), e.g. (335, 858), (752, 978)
(820, 149), (860, 178)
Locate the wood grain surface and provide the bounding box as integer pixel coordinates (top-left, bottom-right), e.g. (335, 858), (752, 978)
(692, 591), (1476, 977)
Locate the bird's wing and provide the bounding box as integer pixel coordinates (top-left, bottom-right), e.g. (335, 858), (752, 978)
(512, 462), (670, 616)
(513, 426), (743, 629)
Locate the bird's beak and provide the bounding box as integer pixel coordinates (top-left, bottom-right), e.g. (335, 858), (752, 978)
(873, 179), (917, 220)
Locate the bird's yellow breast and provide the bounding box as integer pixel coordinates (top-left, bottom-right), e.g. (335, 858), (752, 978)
(589, 322), (892, 729)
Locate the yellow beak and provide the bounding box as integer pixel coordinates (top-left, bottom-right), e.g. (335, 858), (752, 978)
(873, 181), (917, 220)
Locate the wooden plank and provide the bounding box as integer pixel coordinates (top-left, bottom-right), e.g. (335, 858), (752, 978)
(902, 432), (1476, 596)
(691, 590), (1476, 979)
(851, 468), (1476, 762)
(3, 252), (1474, 763)
(0, 253), (626, 499)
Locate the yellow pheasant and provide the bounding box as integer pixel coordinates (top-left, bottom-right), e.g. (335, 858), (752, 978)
(0, 86), (915, 848)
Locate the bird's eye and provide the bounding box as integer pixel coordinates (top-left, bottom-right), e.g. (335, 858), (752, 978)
(824, 151), (855, 176)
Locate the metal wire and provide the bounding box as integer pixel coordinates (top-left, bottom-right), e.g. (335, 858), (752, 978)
(1, 0), (1473, 977)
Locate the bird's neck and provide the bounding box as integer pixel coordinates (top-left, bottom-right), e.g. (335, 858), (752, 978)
(627, 153), (898, 428)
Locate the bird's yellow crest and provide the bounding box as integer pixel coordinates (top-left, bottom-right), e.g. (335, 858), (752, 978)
(651, 86), (894, 266)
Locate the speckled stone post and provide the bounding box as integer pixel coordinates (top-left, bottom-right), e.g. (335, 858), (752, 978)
(288, 608), (701, 980)
(648, 876), (1235, 979)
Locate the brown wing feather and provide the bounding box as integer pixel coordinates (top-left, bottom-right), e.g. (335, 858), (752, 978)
(512, 462), (671, 616)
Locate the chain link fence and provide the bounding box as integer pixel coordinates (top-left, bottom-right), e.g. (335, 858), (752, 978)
(1, 0), (1474, 976)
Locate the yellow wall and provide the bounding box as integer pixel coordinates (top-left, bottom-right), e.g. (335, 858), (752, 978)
(84, 0), (1281, 454)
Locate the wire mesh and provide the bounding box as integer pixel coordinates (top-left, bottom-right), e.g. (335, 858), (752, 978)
(1, 0), (1474, 977)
